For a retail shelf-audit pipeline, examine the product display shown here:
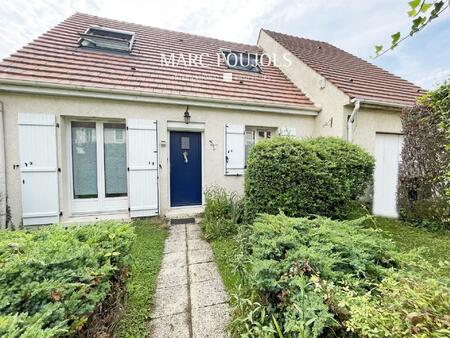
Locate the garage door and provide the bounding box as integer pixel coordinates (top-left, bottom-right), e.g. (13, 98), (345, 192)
(373, 133), (403, 218)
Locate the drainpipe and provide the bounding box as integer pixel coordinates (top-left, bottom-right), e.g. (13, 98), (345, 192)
(347, 98), (360, 143)
(0, 100), (6, 228)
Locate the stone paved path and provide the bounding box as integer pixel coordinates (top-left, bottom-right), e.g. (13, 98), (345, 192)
(149, 222), (230, 338)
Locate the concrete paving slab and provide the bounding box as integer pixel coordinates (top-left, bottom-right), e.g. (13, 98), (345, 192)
(191, 303), (230, 338)
(189, 261), (222, 283)
(161, 251), (187, 268)
(188, 238), (211, 251)
(191, 279), (228, 308)
(157, 266), (187, 289)
(164, 238), (186, 254)
(187, 229), (202, 240)
(149, 220), (230, 337)
(149, 312), (190, 338)
(188, 248), (214, 264)
(151, 284), (189, 318)
(187, 223), (201, 232)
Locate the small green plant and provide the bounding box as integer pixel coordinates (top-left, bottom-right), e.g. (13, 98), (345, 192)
(202, 186), (243, 240)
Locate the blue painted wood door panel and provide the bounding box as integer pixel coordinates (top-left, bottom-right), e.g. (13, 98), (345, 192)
(170, 131), (202, 207)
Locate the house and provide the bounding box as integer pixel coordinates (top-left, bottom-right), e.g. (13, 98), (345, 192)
(0, 13), (422, 227)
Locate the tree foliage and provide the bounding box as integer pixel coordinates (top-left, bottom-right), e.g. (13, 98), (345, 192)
(398, 81), (450, 228)
(375, 0), (449, 57)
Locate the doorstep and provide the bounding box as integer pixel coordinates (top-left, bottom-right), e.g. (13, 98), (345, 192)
(165, 206), (204, 224)
(61, 212), (131, 225)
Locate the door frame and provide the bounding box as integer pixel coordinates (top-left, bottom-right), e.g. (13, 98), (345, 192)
(66, 117), (128, 216)
(167, 121), (205, 209)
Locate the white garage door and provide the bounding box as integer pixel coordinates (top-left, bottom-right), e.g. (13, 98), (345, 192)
(373, 133), (403, 218)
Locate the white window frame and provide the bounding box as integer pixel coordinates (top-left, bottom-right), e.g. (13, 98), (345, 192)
(245, 126), (275, 162)
(67, 118), (128, 216)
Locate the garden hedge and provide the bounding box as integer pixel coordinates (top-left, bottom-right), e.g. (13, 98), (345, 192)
(0, 222), (135, 337)
(244, 137), (375, 221)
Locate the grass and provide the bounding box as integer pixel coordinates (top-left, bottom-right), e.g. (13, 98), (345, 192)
(210, 237), (243, 293)
(115, 218), (167, 338)
(371, 217), (450, 268)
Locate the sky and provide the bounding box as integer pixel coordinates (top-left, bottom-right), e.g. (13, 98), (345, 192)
(0, 0), (449, 89)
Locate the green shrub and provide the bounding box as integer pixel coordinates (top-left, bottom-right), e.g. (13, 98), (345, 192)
(0, 222), (135, 337)
(202, 186), (243, 240)
(345, 275), (450, 337)
(230, 214), (448, 337)
(244, 137), (375, 222)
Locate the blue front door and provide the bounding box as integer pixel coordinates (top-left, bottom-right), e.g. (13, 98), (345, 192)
(170, 131), (202, 207)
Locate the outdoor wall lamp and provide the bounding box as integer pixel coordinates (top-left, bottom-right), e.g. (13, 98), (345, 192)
(184, 106), (191, 124)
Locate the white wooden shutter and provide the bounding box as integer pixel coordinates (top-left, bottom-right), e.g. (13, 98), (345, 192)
(127, 119), (159, 217)
(225, 124), (245, 176)
(18, 113), (59, 225)
(278, 127), (297, 137)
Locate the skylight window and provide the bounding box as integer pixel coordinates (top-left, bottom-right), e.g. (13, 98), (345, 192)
(78, 26), (135, 53)
(221, 50), (261, 73)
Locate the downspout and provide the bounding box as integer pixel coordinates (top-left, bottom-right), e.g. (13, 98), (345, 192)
(0, 100), (6, 228)
(347, 98), (361, 142)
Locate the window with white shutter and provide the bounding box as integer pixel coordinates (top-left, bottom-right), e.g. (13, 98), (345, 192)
(224, 124), (245, 176)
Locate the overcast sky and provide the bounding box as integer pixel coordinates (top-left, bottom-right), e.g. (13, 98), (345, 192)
(0, 0), (449, 89)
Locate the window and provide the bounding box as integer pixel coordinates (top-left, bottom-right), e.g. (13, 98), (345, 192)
(103, 123), (127, 197)
(71, 122), (98, 199)
(222, 50), (261, 73)
(78, 26), (135, 53)
(245, 127), (273, 161)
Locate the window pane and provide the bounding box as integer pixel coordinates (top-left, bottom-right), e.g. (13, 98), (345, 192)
(104, 123), (127, 197)
(72, 122), (98, 199)
(245, 130), (255, 162)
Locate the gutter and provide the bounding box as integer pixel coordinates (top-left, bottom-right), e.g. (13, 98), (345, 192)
(0, 100), (6, 228)
(0, 79), (321, 116)
(347, 98), (360, 142)
(347, 97), (407, 142)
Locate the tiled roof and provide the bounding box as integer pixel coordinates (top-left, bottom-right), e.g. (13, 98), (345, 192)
(263, 29), (424, 106)
(0, 13), (315, 109)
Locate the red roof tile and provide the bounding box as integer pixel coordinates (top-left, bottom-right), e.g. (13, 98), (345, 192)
(0, 13), (315, 108)
(263, 29), (424, 106)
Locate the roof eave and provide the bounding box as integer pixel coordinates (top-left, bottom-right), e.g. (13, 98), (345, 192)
(0, 78), (320, 115)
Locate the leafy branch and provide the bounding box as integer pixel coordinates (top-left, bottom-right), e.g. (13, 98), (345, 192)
(374, 0), (449, 57)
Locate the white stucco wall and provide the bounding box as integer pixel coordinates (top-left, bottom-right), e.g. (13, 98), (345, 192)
(1, 92), (315, 226)
(347, 106), (403, 154)
(258, 30), (351, 138)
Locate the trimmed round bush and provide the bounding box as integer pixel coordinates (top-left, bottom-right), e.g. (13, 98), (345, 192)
(244, 137), (375, 221)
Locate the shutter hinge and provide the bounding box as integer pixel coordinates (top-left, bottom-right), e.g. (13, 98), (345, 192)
(59, 211), (63, 216)
(128, 207), (131, 212)
(126, 126), (129, 130)
(58, 168), (61, 172)
(127, 167), (130, 171)
(56, 123), (60, 128)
